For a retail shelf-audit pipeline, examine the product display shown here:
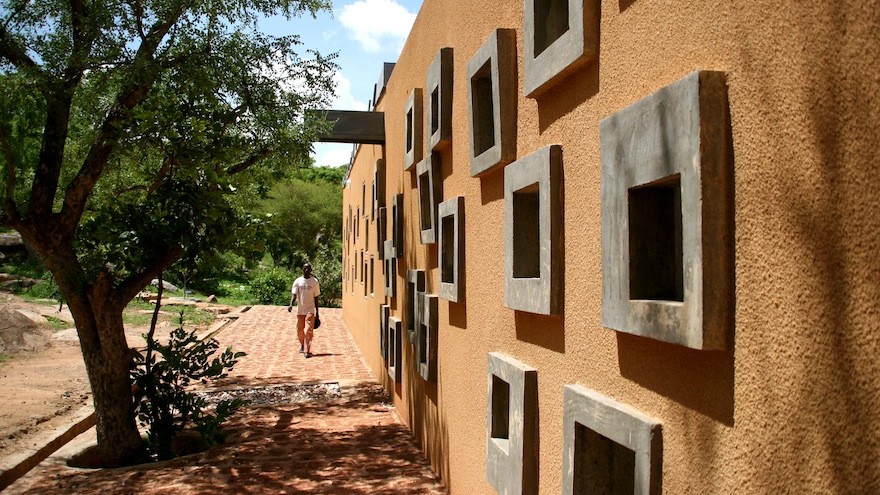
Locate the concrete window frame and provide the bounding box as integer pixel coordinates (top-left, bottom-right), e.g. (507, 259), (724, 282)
(373, 159), (385, 224)
(486, 352), (538, 495)
(417, 153), (443, 244)
(416, 292), (438, 382)
(392, 193), (404, 257)
(438, 196), (465, 302)
(377, 206), (387, 261)
(467, 28), (517, 177)
(504, 145), (564, 315)
(387, 316), (402, 383)
(426, 47), (454, 151)
(404, 88), (424, 172)
(406, 269), (426, 343)
(384, 239), (397, 298)
(523, 0), (600, 97)
(600, 70), (733, 350)
(379, 304), (390, 362)
(562, 385), (662, 495)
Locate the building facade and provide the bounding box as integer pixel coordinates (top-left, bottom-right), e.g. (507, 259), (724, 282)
(339, 0), (880, 492)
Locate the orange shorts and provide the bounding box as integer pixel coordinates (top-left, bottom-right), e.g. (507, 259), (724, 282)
(297, 313), (315, 340)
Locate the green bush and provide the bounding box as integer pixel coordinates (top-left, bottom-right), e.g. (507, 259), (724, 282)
(131, 314), (245, 461)
(249, 267), (292, 305)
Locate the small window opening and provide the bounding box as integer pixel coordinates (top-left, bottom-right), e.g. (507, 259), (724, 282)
(471, 61), (496, 156)
(513, 183), (541, 279)
(573, 423), (636, 494)
(628, 174), (683, 301)
(534, 0), (570, 57)
(491, 376), (510, 440)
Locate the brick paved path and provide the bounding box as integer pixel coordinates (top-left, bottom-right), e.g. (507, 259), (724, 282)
(5, 306), (446, 495)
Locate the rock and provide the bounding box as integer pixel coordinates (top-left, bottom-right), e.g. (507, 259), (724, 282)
(207, 295), (218, 303)
(150, 279), (179, 291)
(0, 308), (50, 354)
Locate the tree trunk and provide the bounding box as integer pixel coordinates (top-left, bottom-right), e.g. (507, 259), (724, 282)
(69, 292), (146, 467)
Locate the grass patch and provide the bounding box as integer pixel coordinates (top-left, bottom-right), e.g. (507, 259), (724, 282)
(45, 316), (71, 331)
(0, 353), (8, 365)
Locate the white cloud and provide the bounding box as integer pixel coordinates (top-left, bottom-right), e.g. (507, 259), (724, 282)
(337, 0), (416, 53)
(332, 72), (368, 110)
(313, 143), (355, 168)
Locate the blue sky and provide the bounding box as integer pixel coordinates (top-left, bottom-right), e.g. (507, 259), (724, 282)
(258, 0), (424, 168)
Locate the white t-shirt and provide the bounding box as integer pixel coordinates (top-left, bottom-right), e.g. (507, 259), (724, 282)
(291, 276), (320, 315)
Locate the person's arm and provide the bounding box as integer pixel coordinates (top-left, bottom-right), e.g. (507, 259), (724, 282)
(288, 281), (297, 312)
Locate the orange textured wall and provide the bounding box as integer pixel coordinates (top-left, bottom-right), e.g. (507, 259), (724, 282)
(341, 0), (880, 492)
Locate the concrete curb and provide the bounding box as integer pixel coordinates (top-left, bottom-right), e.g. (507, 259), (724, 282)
(0, 406), (95, 491)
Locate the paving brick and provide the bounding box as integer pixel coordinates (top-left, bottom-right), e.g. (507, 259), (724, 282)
(5, 306), (447, 495)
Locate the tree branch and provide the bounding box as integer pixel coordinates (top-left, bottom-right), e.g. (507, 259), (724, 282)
(58, 6), (190, 233)
(0, 26), (41, 74)
(225, 148), (273, 175)
(116, 243), (183, 306)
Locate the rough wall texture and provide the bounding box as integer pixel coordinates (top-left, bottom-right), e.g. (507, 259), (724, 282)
(341, 0), (880, 493)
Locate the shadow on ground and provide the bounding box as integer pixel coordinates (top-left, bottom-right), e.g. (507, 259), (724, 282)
(7, 385), (446, 495)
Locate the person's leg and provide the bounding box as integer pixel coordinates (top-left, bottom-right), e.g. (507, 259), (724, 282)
(304, 312), (315, 357)
(297, 315), (306, 353)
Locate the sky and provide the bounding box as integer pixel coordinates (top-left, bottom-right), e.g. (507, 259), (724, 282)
(258, 0), (424, 168)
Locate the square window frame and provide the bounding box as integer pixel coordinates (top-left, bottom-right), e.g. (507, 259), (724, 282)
(404, 88), (424, 172)
(406, 269), (426, 343)
(438, 196), (465, 302)
(387, 316), (402, 383)
(486, 352), (538, 495)
(562, 385), (662, 495)
(523, 0), (600, 97)
(600, 70), (733, 350)
(392, 193), (405, 257)
(426, 47), (454, 151)
(384, 239), (397, 298)
(417, 292), (438, 382)
(377, 206), (387, 261)
(417, 153), (443, 245)
(467, 28), (518, 177)
(504, 144), (564, 315)
(379, 304), (390, 362)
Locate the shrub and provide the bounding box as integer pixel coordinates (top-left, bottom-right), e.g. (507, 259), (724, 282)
(131, 313), (245, 461)
(249, 267), (293, 305)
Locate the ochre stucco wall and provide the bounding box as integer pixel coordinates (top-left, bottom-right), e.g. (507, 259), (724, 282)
(342, 1), (880, 492)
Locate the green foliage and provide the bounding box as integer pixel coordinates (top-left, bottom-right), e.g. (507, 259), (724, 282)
(24, 277), (62, 302)
(258, 174), (343, 269)
(250, 267), (293, 305)
(312, 246), (342, 307)
(131, 315), (246, 461)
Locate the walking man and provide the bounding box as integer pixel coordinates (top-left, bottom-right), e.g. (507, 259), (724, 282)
(288, 262), (321, 358)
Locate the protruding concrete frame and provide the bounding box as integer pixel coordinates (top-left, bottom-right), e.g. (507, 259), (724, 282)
(373, 159), (385, 222)
(404, 88), (424, 172)
(562, 385), (662, 495)
(600, 71), (733, 350)
(426, 48), (454, 151)
(384, 239), (397, 298)
(417, 153), (443, 244)
(504, 145), (564, 315)
(379, 304), (390, 362)
(523, 0), (600, 97)
(467, 28), (517, 177)
(377, 206), (387, 260)
(392, 194), (404, 257)
(486, 352), (538, 495)
(406, 269), (426, 343)
(387, 316), (402, 383)
(438, 196), (465, 302)
(417, 292), (438, 382)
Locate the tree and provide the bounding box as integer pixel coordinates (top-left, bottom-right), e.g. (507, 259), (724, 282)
(258, 172), (343, 269)
(0, 0), (336, 466)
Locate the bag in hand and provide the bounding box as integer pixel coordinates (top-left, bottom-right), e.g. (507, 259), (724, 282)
(313, 316), (322, 329)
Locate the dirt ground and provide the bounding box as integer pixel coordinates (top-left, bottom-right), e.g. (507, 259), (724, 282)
(0, 292), (221, 464)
